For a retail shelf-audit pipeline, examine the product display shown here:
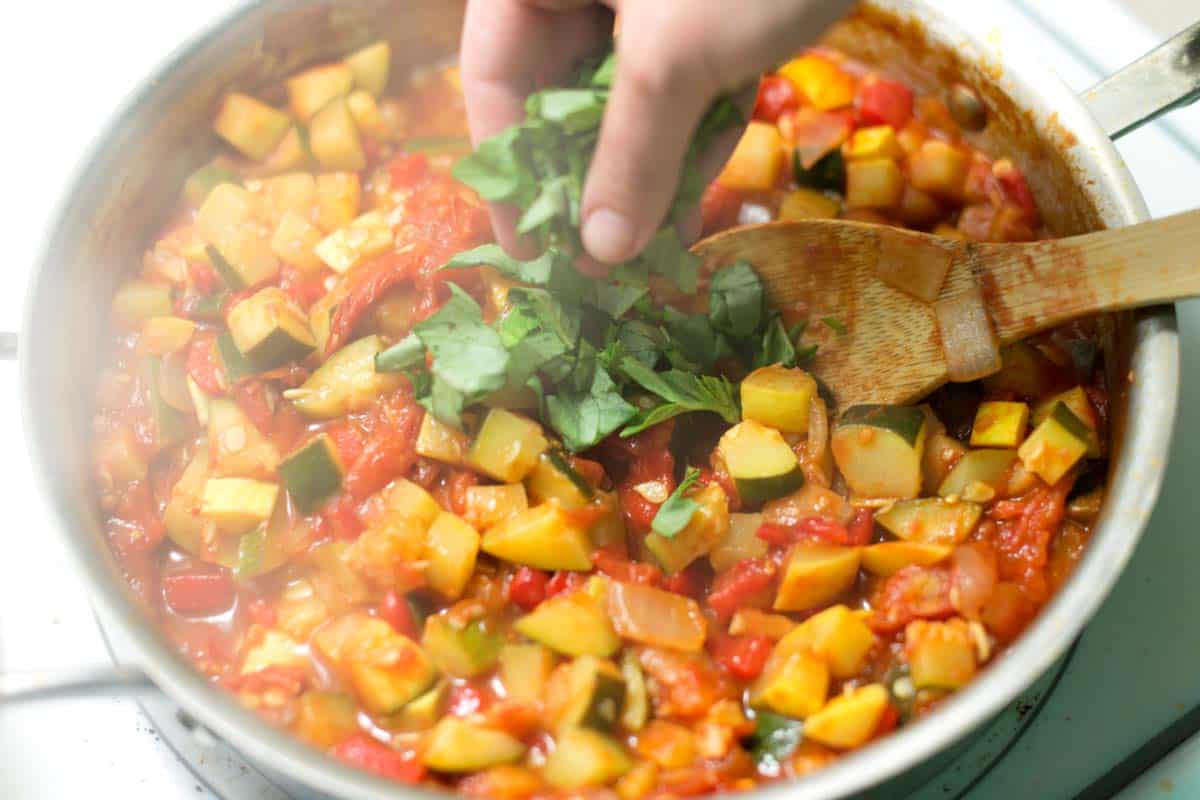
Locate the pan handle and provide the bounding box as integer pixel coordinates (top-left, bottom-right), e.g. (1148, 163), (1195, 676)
(1082, 19), (1200, 139)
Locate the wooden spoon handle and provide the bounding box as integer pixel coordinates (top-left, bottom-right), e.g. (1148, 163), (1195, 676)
(975, 208), (1200, 342)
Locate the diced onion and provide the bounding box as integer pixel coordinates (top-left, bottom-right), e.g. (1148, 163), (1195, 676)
(807, 396), (829, 466)
(158, 350), (196, 413)
(875, 230), (954, 302)
(934, 286), (1001, 381)
(949, 542), (997, 620)
(607, 581), (707, 653)
(633, 481), (670, 504)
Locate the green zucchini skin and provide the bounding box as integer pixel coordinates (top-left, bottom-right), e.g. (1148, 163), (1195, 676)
(559, 656), (627, 733)
(719, 420), (806, 508)
(240, 327), (315, 371)
(278, 433), (345, 514)
(734, 471), (805, 507)
(206, 244), (248, 291)
(216, 332), (258, 381)
(837, 404), (926, 445)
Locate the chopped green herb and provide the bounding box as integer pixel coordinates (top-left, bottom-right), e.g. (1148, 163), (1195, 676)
(748, 711), (804, 772)
(442, 243), (558, 285)
(651, 467), (703, 538)
(709, 262), (765, 339)
(822, 316), (848, 335)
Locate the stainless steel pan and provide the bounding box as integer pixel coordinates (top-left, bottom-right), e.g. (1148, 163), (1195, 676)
(10, 1), (1199, 796)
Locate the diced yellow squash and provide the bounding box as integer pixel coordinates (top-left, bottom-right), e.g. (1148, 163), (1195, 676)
(499, 643), (558, 703)
(285, 336), (404, 419)
(423, 512), (480, 599)
(542, 728), (632, 790)
(381, 478), (442, 530)
(938, 448), (1016, 499)
(113, 280), (174, 327)
(709, 512), (767, 574)
(140, 316), (196, 355)
(481, 501), (593, 571)
(729, 609), (796, 640)
(465, 484), (529, 530)
(904, 618), (978, 689)
(343, 617), (437, 714)
(778, 54), (856, 110)
(908, 140), (970, 199)
(213, 93), (291, 161)
(718, 121), (785, 192)
(227, 286), (316, 369)
(385, 683), (446, 731)
(200, 478), (279, 534)
(644, 484), (729, 575)
(719, 420), (805, 507)
(260, 172), (317, 226)
(308, 543), (372, 615)
(741, 365), (819, 434)
(423, 718), (527, 773)
(898, 184), (943, 227)
(196, 184), (279, 289)
(750, 649), (829, 718)
(287, 62), (355, 122)
(632, 720), (696, 769)
(241, 629), (306, 675)
(619, 650), (649, 732)
(421, 616), (502, 677)
(469, 409), (549, 482)
(206, 398), (280, 478)
(833, 404), (927, 499)
(310, 96), (366, 171)
(291, 691), (359, 749)
(314, 211), (394, 273)
(315, 172), (361, 233)
(875, 498), (982, 546)
(549, 655), (627, 733)
(970, 401), (1030, 448)
(590, 491), (628, 551)
(844, 125), (902, 161)
(525, 451), (593, 509)
(862, 541), (953, 576)
(515, 592), (619, 657)
(416, 412), (471, 464)
(197, 183), (258, 242)
(275, 579), (331, 640)
(1018, 402), (1090, 485)
(778, 188), (841, 221)
(774, 544), (861, 612)
(773, 604), (875, 679)
(616, 760), (659, 800)
(345, 41), (391, 97)
(270, 209), (325, 273)
(347, 90), (388, 139)
(845, 157), (904, 209)
(1033, 386), (1102, 457)
(803, 684), (890, 749)
(262, 126), (312, 174)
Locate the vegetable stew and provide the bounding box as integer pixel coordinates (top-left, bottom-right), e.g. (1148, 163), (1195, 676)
(92, 41), (1108, 796)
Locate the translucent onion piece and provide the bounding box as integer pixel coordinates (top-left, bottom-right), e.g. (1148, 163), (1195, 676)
(158, 350), (196, 413)
(807, 396), (830, 481)
(875, 231), (954, 302)
(949, 542), (997, 620)
(934, 286), (1001, 381)
(607, 581), (707, 653)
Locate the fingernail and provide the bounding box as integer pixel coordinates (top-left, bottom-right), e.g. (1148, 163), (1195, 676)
(582, 208), (637, 264)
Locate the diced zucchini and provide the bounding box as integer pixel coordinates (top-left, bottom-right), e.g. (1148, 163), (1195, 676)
(207, 397), (280, 477)
(773, 544), (861, 612)
(1018, 402), (1090, 485)
(525, 450), (594, 509)
(772, 604), (874, 679)
(291, 691), (359, 749)
(196, 185), (279, 289)
(904, 618), (978, 689)
(307, 543), (371, 615)
(718, 420), (805, 507)
(276, 579), (331, 640)
(644, 484), (729, 574)
(112, 280), (173, 327)
(469, 409), (549, 482)
(844, 125), (902, 161)
(747, 710), (804, 766)
(347, 90), (387, 139)
(908, 140), (970, 199)
(140, 316), (196, 355)
(285, 336), (404, 418)
(938, 449), (1017, 499)
(709, 512), (767, 574)
(241, 630), (306, 675)
(315, 172), (361, 233)
(143, 357), (188, 449)
(832, 404), (927, 499)
(421, 615), (503, 677)
(778, 188), (841, 221)
(465, 484), (529, 530)
(314, 211), (394, 273)
(384, 682), (445, 731)
(342, 617), (436, 714)
(213, 93), (291, 160)
(778, 54), (856, 110)
(619, 650), (648, 731)
(749, 649), (829, 719)
(552, 655), (626, 733)
(970, 401), (1030, 448)
(287, 62), (355, 122)
(845, 157), (904, 209)
(260, 172), (317, 226)
(499, 643), (558, 703)
(481, 501), (593, 571)
(803, 683), (890, 749)
(186, 376), (212, 426)
(1033, 387), (1102, 457)
(718, 121), (785, 192)
(200, 477), (279, 534)
(309, 96), (365, 171)
(862, 541), (953, 576)
(215, 331), (257, 381)
(346, 41), (391, 97)
(729, 609), (796, 640)
(196, 183), (256, 243)
(589, 492), (628, 551)
(423, 512), (480, 599)
(184, 161), (241, 207)
(542, 728), (632, 790)
(876, 498), (982, 546)
(416, 412), (471, 464)
(270, 210), (325, 274)
(262, 126), (312, 174)
(515, 592), (619, 657)
(278, 434), (344, 514)
(381, 478), (442, 530)
(740, 365), (819, 434)
(227, 287), (316, 370)
(794, 148), (846, 191)
(423, 718), (527, 773)
(164, 448), (221, 559)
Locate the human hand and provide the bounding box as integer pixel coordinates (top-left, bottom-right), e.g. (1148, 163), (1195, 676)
(460, 0), (854, 266)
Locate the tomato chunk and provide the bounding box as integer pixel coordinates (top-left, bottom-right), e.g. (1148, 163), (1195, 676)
(508, 567), (550, 611)
(706, 558), (777, 621)
(754, 75), (800, 123)
(332, 735), (425, 784)
(869, 565), (954, 633)
(163, 568), (235, 616)
(710, 634), (773, 680)
(856, 76), (914, 129)
(380, 590), (420, 639)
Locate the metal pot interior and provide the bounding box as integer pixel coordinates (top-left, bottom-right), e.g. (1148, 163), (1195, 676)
(20, 0), (1178, 797)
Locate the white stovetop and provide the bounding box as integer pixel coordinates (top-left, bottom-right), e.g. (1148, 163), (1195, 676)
(2, 2), (1197, 798)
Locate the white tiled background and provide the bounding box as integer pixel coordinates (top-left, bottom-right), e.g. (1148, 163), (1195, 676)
(1, 2), (1198, 798)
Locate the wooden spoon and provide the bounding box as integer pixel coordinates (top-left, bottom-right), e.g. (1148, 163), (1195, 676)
(692, 212), (1196, 406)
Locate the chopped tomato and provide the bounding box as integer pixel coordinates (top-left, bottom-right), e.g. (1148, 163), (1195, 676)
(593, 547), (662, 586)
(706, 558), (777, 621)
(187, 260), (220, 295)
(856, 76), (914, 129)
(869, 565), (954, 633)
(661, 560), (710, 599)
(447, 683), (490, 717)
(163, 567), (235, 616)
(437, 469), (479, 517)
(326, 249), (423, 355)
(700, 182), (745, 236)
(325, 421), (366, 468)
(323, 495), (365, 541)
(380, 590), (420, 639)
(507, 567), (550, 611)
(873, 703), (901, 738)
(107, 481), (167, 558)
(981, 581), (1037, 642)
(846, 509), (875, 546)
(710, 634), (773, 680)
(993, 158), (1038, 221)
(389, 152), (430, 188)
(244, 598), (277, 628)
(279, 265), (329, 310)
(988, 481), (1070, 602)
(756, 515), (859, 546)
(341, 391), (423, 502)
(785, 107), (854, 169)
(186, 333), (226, 396)
(545, 570), (588, 598)
(231, 380), (275, 435)
(332, 735), (425, 784)
(753, 75), (799, 123)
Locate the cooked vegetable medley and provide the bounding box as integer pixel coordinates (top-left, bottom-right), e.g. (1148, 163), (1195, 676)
(93, 40), (1108, 796)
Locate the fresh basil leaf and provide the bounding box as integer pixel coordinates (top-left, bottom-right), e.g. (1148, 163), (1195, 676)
(589, 53), (617, 88)
(531, 88), (606, 133)
(822, 316), (848, 335)
(546, 368), (636, 451)
(614, 320), (664, 368)
(755, 314), (797, 369)
(414, 285), (509, 396)
(518, 176), (570, 234)
(374, 332), (425, 373)
(419, 374), (466, 429)
(442, 243), (557, 285)
(619, 359), (739, 436)
(451, 126), (526, 202)
(651, 467), (702, 538)
(748, 711), (804, 771)
(592, 282), (648, 319)
(640, 228), (700, 294)
(709, 261), (765, 338)
(664, 310), (730, 371)
(508, 330), (570, 386)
